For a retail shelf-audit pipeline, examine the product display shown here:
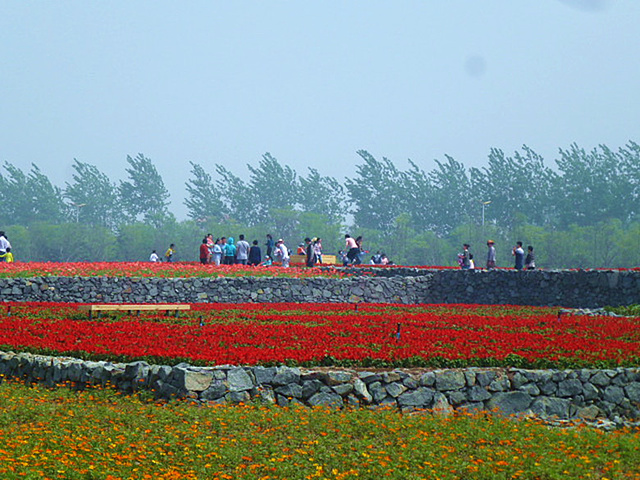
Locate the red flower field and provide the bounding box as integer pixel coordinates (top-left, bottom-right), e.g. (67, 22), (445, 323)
(1, 302), (638, 368)
(0, 262), (343, 278)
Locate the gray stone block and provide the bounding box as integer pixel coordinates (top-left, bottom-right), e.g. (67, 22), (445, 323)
(353, 378), (373, 403)
(253, 366), (277, 385)
(518, 383), (540, 396)
(322, 371), (352, 385)
(432, 392), (453, 417)
(272, 367), (301, 386)
(486, 392), (533, 416)
(385, 382), (407, 398)
(332, 383), (354, 396)
(369, 382), (387, 403)
(302, 379), (324, 399)
(227, 367), (254, 392)
(397, 387), (434, 408)
(381, 372), (402, 383)
(624, 382), (640, 403)
(402, 376), (418, 389)
(557, 379), (583, 397)
(590, 371), (612, 387)
(308, 391), (344, 408)
(435, 371), (466, 391)
(603, 386), (625, 405)
(200, 380), (227, 400)
(476, 371), (496, 387)
(419, 372), (435, 387)
(274, 383), (303, 399)
(531, 397), (570, 418)
(467, 385), (492, 402)
(447, 390), (467, 406)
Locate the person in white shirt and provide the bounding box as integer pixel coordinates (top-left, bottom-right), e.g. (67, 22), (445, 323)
(0, 231), (12, 262)
(212, 239), (223, 266)
(149, 250), (160, 262)
(235, 234), (251, 265)
(275, 239), (290, 267)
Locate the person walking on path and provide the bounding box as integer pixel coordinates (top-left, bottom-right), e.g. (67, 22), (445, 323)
(459, 243), (472, 269)
(275, 238), (290, 267)
(525, 245), (536, 270)
(304, 237), (316, 267)
(164, 244), (176, 262)
(149, 250), (160, 262)
(486, 240), (496, 269)
(513, 241), (525, 270)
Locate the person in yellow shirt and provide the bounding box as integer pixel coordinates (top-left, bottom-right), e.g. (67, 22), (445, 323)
(164, 244), (176, 262)
(1, 247), (14, 263)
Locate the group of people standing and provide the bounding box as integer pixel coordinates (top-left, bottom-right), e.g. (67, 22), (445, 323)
(459, 240), (535, 270)
(196, 233), (324, 268)
(199, 234), (261, 266)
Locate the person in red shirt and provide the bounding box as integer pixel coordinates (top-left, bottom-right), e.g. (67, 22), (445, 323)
(199, 238), (210, 265)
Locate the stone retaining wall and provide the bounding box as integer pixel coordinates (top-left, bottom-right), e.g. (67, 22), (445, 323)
(1, 351), (638, 423)
(1, 269), (640, 307)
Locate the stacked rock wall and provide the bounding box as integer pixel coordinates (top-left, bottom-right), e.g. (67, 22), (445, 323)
(1, 351), (638, 422)
(1, 268), (639, 307)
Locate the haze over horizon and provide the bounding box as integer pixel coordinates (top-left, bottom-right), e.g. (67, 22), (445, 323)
(1, 0), (638, 219)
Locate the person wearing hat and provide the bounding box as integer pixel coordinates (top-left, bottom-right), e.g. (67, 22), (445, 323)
(486, 240), (496, 269)
(274, 239), (290, 267)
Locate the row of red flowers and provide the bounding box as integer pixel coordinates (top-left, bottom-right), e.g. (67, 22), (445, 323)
(0, 262), (346, 279)
(2, 262), (637, 280)
(1, 302), (638, 368)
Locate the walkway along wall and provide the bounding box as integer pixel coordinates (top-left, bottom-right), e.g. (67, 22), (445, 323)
(1, 269), (639, 307)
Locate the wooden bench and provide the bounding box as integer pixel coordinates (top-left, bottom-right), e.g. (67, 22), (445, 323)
(79, 304), (191, 319)
(289, 254), (341, 266)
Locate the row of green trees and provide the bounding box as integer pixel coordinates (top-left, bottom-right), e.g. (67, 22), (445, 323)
(4, 217), (640, 269)
(1, 142), (639, 267)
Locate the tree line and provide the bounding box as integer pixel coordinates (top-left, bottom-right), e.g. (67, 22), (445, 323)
(1, 142), (639, 267)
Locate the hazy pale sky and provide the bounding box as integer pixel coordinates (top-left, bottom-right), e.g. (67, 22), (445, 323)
(1, 0), (638, 218)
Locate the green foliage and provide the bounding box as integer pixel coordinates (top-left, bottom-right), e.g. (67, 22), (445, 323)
(344, 150), (405, 231)
(118, 154), (170, 226)
(117, 223), (158, 261)
(27, 223), (117, 262)
(298, 167), (345, 224)
(604, 304), (640, 316)
(184, 161), (226, 223)
(3, 141), (640, 267)
(64, 159), (121, 229)
(0, 163), (65, 225)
